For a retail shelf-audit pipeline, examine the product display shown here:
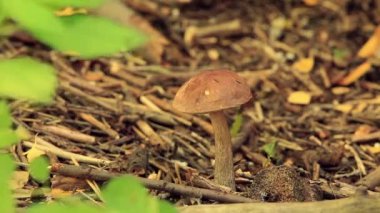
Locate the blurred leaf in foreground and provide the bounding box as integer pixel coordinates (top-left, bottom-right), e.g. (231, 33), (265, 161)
(0, 57), (57, 103)
(103, 176), (177, 213)
(29, 156), (50, 183)
(4, 0), (65, 34)
(4, 0), (146, 58)
(0, 101), (18, 148)
(102, 176), (155, 213)
(0, 101), (12, 129)
(27, 201), (103, 213)
(36, 15), (147, 58)
(0, 154), (16, 213)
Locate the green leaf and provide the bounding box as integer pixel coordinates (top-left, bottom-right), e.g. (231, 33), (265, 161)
(27, 201), (104, 213)
(103, 176), (157, 213)
(333, 48), (349, 60)
(0, 101), (12, 129)
(4, 0), (145, 58)
(158, 200), (177, 213)
(0, 129), (18, 148)
(230, 113), (243, 137)
(33, 0), (104, 9)
(4, 0), (65, 34)
(29, 156), (50, 183)
(262, 140), (277, 159)
(36, 15), (146, 58)
(0, 2), (7, 24)
(0, 57), (57, 103)
(0, 102), (19, 148)
(0, 154), (16, 213)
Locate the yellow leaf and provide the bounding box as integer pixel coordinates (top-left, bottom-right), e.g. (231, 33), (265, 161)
(357, 26), (380, 58)
(362, 144), (380, 154)
(25, 146), (45, 163)
(10, 171), (29, 190)
(287, 91), (311, 105)
(292, 57), (314, 73)
(331, 87), (351, 95)
(339, 61), (372, 85)
(303, 0), (320, 6)
(334, 104), (353, 113)
(15, 125), (31, 140)
(353, 125), (373, 139)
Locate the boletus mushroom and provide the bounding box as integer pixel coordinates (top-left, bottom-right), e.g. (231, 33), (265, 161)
(172, 69), (252, 190)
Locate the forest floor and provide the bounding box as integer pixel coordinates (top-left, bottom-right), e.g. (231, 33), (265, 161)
(7, 0), (380, 211)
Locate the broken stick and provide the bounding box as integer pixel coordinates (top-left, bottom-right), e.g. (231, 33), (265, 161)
(50, 163), (255, 203)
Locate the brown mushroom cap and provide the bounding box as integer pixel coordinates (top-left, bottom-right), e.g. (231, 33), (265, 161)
(172, 70), (252, 114)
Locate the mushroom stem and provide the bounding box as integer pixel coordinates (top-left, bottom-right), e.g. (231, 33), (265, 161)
(209, 110), (236, 190)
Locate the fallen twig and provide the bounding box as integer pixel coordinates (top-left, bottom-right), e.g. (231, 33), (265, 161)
(50, 163), (256, 203)
(34, 124), (96, 144)
(357, 166), (380, 190)
(352, 131), (380, 143)
(23, 136), (110, 165)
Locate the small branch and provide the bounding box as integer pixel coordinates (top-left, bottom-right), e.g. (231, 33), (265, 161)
(23, 137), (110, 165)
(79, 113), (119, 139)
(357, 166), (380, 190)
(50, 163), (255, 203)
(184, 19), (242, 45)
(34, 124), (96, 144)
(352, 131), (380, 143)
(146, 95), (213, 135)
(345, 144), (367, 175)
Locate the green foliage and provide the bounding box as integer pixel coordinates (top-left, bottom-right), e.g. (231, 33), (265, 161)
(1, 0), (147, 58)
(0, 129), (18, 148)
(158, 200), (177, 213)
(26, 176), (177, 213)
(333, 48), (349, 60)
(0, 1), (168, 213)
(4, 0), (65, 33)
(230, 113), (243, 137)
(43, 15), (146, 58)
(262, 140), (278, 159)
(0, 57), (57, 103)
(102, 176), (176, 213)
(27, 201), (104, 213)
(0, 154), (16, 213)
(0, 101), (12, 129)
(29, 156), (50, 183)
(102, 176), (154, 212)
(0, 101), (18, 148)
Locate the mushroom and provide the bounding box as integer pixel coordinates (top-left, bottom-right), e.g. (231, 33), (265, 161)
(172, 69), (252, 190)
